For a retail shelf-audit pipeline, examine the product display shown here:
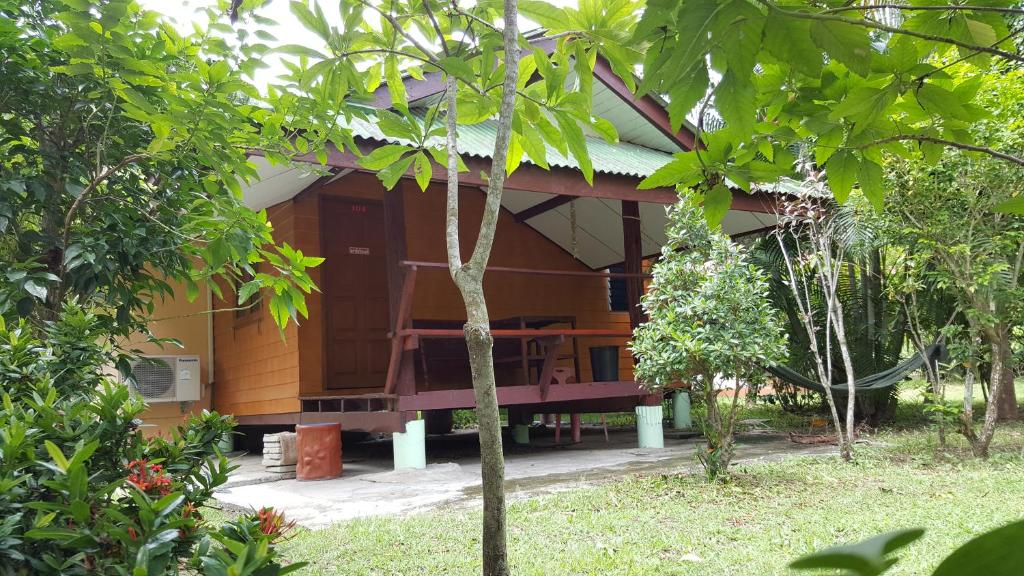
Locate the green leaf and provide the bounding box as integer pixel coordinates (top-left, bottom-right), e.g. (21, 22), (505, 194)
(790, 529), (924, 576)
(763, 11), (822, 78)
(639, 153), (703, 189)
(23, 280), (47, 301)
(385, 57), (408, 114)
(933, 519), (1024, 576)
(716, 70), (755, 140)
(591, 118), (618, 144)
(358, 144), (413, 171)
(703, 183), (732, 228)
(519, 129), (549, 169)
(858, 158), (885, 212)
(666, 64), (708, 134)
(377, 154), (416, 190)
(413, 152), (432, 192)
(44, 441), (69, 473)
(289, 0), (330, 41)
(810, 20), (873, 77)
(237, 280), (260, 304)
(825, 150), (858, 204)
(436, 56), (476, 86)
(993, 196), (1024, 215)
(555, 113), (593, 185)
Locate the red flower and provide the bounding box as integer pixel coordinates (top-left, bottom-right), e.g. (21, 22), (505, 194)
(126, 459), (173, 496)
(253, 507), (297, 544)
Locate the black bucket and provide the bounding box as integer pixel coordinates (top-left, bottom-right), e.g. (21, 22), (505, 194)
(589, 346), (620, 382)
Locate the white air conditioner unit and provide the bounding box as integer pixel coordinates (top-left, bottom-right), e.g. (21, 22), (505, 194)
(128, 355), (201, 403)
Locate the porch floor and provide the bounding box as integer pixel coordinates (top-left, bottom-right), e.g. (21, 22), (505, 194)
(213, 426), (836, 528)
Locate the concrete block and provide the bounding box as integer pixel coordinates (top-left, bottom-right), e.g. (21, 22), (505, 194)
(264, 464), (297, 473)
(262, 432), (297, 466)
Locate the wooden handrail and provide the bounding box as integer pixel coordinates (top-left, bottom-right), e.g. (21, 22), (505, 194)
(400, 260), (652, 280)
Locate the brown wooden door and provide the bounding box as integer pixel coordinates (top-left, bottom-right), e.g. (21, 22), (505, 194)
(322, 198), (391, 391)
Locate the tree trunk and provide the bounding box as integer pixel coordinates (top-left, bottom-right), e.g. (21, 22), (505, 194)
(441, 1), (519, 572)
(995, 334), (1017, 420)
(974, 330), (1009, 457)
(830, 296), (858, 457)
(459, 282), (508, 576)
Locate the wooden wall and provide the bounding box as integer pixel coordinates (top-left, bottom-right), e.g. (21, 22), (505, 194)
(211, 202), (302, 418)
(399, 179), (636, 385)
(132, 278), (213, 437)
(210, 170), (638, 412)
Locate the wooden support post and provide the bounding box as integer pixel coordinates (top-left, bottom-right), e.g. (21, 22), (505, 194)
(554, 414), (562, 444)
(384, 267), (417, 395)
(537, 335), (564, 401)
(385, 187), (416, 399)
(621, 200), (646, 331)
(571, 413), (582, 443)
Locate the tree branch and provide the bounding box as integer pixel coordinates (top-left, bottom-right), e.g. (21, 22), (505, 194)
(62, 153), (147, 249)
(444, 76), (463, 278)
(856, 135), (1024, 166)
(466, 0), (520, 274)
(823, 4), (1024, 17)
(758, 0), (1024, 65)
(423, 0), (450, 57)
(355, 0), (440, 63)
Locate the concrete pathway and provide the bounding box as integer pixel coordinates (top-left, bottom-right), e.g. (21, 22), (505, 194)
(213, 426), (835, 528)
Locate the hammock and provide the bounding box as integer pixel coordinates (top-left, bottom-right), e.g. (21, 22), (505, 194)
(766, 344), (944, 394)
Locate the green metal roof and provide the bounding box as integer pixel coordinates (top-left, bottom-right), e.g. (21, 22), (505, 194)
(343, 113), (676, 180)
(342, 112), (825, 198)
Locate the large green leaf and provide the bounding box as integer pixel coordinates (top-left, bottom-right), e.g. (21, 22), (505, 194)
(666, 64), (709, 134)
(994, 195), (1024, 215)
(790, 529), (924, 576)
(810, 20), (872, 77)
(703, 183), (732, 228)
(763, 11), (822, 78)
(932, 519), (1024, 576)
(555, 112), (593, 185)
(826, 150), (858, 204)
(858, 158), (885, 212)
(716, 70), (755, 140)
(639, 153), (703, 189)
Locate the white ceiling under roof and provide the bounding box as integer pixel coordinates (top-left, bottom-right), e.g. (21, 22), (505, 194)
(242, 156), (328, 211)
(589, 82), (680, 153)
(499, 188), (777, 270)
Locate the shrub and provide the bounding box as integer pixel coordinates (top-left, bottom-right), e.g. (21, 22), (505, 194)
(0, 306), (302, 575)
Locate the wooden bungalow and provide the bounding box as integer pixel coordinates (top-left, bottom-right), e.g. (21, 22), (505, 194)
(141, 49), (786, 453)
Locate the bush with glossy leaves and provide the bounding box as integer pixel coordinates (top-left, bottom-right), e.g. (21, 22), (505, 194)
(0, 306), (301, 575)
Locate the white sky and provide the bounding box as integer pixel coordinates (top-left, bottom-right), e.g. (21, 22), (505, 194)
(137, 0), (569, 87)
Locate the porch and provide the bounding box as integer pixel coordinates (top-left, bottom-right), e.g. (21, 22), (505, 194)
(295, 260), (657, 434)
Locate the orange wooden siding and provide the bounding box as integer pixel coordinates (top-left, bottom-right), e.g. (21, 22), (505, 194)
(211, 202), (301, 418)
(132, 278), (213, 436)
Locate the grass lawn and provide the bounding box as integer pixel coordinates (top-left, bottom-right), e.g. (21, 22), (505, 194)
(244, 389), (1024, 576)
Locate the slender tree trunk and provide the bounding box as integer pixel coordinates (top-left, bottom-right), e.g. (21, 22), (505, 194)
(961, 363), (979, 447)
(459, 281), (508, 576)
(975, 329), (1009, 457)
(995, 333), (1017, 420)
(441, 2), (519, 573)
(830, 296), (858, 452)
(776, 232), (851, 459)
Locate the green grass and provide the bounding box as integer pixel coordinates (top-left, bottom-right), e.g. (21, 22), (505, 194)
(242, 396), (1024, 575)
